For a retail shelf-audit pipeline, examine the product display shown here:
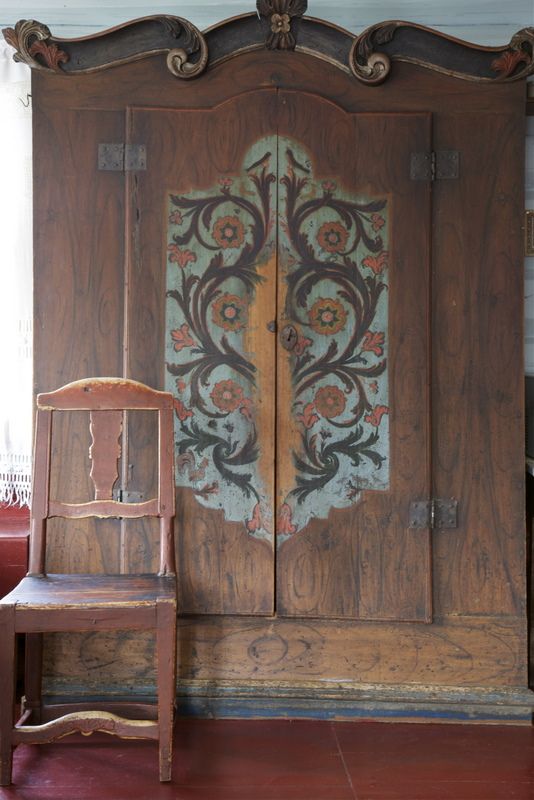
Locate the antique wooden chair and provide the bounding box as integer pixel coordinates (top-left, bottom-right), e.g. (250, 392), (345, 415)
(0, 377), (177, 784)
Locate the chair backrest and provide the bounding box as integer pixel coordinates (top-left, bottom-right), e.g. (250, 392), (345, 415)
(29, 378), (176, 577)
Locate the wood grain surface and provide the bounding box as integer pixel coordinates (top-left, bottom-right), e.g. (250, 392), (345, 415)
(275, 93), (432, 621)
(41, 613), (527, 691)
(128, 92), (279, 614)
(33, 105), (126, 575)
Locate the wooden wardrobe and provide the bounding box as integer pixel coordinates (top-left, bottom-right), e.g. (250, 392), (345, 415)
(4, 4), (534, 721)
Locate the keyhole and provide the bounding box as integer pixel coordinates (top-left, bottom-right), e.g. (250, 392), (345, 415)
(281, 324), (298, 351)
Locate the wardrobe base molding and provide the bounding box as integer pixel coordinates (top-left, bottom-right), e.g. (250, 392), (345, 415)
(42, 682), (534, 725)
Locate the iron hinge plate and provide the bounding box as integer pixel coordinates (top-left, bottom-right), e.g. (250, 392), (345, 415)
(98, 143), (147, 171)
(118, 490), (145, 503)
(409, 499), (458, 530)
(526, 210), (534, 257)
(410, 150), (459, 181)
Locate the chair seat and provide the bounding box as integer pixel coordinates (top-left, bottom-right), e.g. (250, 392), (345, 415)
(0, 574), (176, 609)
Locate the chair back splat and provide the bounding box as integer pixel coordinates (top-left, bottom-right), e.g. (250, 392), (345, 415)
(0, 377), (177, 784)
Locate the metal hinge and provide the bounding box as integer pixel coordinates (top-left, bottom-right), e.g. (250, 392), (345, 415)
(409, 499), (458, 529)
(410, 150), (459, 181)
(118, 489), (145, 503)
(525, 210), (534, 257)
(98, 143), (146, 171)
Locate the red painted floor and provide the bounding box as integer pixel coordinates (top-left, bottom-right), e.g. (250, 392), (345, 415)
(1, 719), (534, 800)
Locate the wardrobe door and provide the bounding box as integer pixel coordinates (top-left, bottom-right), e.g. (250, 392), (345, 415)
(127, 90), (278, 614)
(128, 88), (432, 622)
(275, 93), (433, 621)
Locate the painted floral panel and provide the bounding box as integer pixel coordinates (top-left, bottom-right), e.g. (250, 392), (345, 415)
(165, 134), (390, 544)
(165, 138), (277, 543)
(276, 139), (390, 539)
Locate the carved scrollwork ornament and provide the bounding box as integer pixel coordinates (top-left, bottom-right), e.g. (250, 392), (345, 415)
(350, 21), (534, 85)
(2, 15), (207, 79)
(349, 23), (397, 85)
(166, 38), (208, 79)
(2, 19), (69, 72)
(350, 49), (391, 85)
(256, 0), (308, 51)
(2, 12), (534, 84)
(162, 17), (208, 79)
(490, 27), (534, 80)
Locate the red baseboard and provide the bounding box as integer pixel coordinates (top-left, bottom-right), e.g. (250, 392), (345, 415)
(0, 503), (30, 597)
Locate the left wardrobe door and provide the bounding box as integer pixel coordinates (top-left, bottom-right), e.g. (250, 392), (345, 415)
(126, 90), (278, 614)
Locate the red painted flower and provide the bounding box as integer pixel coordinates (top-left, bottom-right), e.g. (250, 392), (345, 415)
(211, 293), (248, 332)
(212, 215), (245, 249)
(308, 297), (347, 335)
(176, 450), (195, 474)
(297, 402), (319, 429)
(210, 379), (244, 413)
(169, 210), (183, 225)
(369, 380), (379, 394)
(322, 180), (337, 194)
(170, 323), (195, 352)
(294, 331), (313, 356)
(247, 502), (268, 534)
(168, 244), (196, 268)
(218, 177), (234, 189)
(317, 220), (349, 253)
(173, 398), (193, 422)
(365, 405), (389, 427)
(239, 397), (254, 421)
(361, 330), (385, 357)
(314, 385), (346, 419)
(277, 503), (296, 536)
(370, 213), (385, 232)
(188, 457), (209, 483)
(362, 251), (388, 275)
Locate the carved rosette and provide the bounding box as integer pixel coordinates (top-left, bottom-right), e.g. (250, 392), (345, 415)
(2, 20), (69, 72)
(256, 0), (307, 51)
(350, 21), (534, 84)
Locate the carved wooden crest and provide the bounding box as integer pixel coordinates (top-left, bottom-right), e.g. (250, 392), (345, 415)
(2, 5), (534, 83)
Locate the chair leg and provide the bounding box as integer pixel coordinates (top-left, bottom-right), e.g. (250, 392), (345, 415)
(24, 634), (43, 723)
(0, 605), (16, 786)
(156, 599), (176, 782)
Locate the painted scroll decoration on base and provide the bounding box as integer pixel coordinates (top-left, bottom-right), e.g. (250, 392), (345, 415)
(165, 136), (389, 543)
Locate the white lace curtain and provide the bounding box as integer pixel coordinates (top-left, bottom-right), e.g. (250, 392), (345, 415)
(0, 41), (32, 506)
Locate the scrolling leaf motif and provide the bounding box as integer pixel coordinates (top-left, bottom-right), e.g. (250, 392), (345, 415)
(491, 29), (534, 79)
(277, 144), (389, 536)
(3, 20), (69, 72)
(2, 16), (207, 79)
(164, 17), (208, 79)
(350, 22), (396, 85)
(166, 149), (276, 539)
(350, 21), (534, 84)
(256, 0), (308, 51)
